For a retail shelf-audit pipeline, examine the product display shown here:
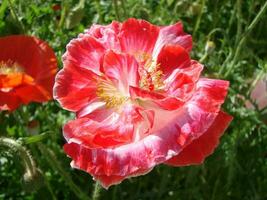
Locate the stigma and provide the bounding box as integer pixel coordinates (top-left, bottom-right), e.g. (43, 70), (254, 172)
(140, 59), (164, 91)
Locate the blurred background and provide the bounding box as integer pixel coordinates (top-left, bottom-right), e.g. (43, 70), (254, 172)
(0, 0), (267, 199)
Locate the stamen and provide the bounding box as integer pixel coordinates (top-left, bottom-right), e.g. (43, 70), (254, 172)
(0, 60), (24, 75)
(96, 80), (129, 108)
(140, 59), (164, 91)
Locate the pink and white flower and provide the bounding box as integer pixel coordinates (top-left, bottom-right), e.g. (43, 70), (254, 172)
(54, 18), (232, 188)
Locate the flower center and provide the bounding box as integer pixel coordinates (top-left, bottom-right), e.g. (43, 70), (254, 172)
(140, 59), (164, 91)
(96, 80), (129, 108)
(0, 60), (24, 75)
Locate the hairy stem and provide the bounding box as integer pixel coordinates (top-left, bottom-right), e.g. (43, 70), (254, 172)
(193, 0), (206, 37)
(0, 137), (36, 180)
(7, 0), (25, 33)
(38, 144), (90, 200)
(224, 1), (267, 78)
(113, 0), (121, 21)
(92, 182), (102, 200)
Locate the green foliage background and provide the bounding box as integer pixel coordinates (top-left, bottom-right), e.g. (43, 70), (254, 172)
(0, 0), (267, 199)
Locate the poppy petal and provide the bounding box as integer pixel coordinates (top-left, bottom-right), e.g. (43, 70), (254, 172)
(188, 78), (229, 113)
(54, 65), (99, 112)
(165, 111), (233, 166)
(157, 45), (191, 77)
(62, 35), (105, 75)
(64, 104), (144, 148)
(118, 18), (159, 55)
(0, 91), (20, 111)
(84, 21), (122, 51)
(153, 22), (192, 57)
(103, 50), (140, 92)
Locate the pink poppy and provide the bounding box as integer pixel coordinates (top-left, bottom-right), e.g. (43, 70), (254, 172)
(246, 75), (267, 110)
(54, 18), (232, 188)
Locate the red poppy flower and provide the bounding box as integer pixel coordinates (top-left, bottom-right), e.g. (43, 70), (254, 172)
(54, 18), (233, 188)
(0, 35), (57, 111)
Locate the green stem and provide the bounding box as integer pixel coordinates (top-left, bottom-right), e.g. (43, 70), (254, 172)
(113, 0), (121, 21)
(224, 1), (267, 78)
(43, 175), (57, 200)
(193, 0), (206, 37)
(38, 144), (90, 200)
(120, 0), (127, 19)
(7, 0), (25, 33)
(21, 131), (52, 144)
(235, 0), (242, 46)
(199, 52), (208, 63)
(58, 1), (68, 29)
(92, 182), (102, 200)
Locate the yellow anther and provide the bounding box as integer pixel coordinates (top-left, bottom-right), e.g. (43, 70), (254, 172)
(96, 80), (129, 108)
(0, 60), (24, 75)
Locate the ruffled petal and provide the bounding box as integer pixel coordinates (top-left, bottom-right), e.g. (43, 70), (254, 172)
(165, 111), (233, 166)
(64, 88), (231, 188)
(63, 125), (181, 188)
(153, 22), (192, 57)
(103, 50), (140, 93)
(83, 21), (121, 51)
(62, 35), (105, 75)
(64, 104), (144, 148)
(118, 18), (159, 55)
(164, 61), (203, 100)
(157, 45), (191, 77)
(86, 167), (152, 189)
(53, 64), (99, 112)
(129, 86), (183, 110)
(188, 78), (229, 113)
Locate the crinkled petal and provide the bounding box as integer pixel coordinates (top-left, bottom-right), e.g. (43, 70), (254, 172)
(64, 84), (230, 188)
(164, 61), (203, 100)
(103, 50), (140, 92)
(129, 86), (183, 110)
(64, 104), (144, 148)
(62, 35), (105, 75)
(83, 21), (121, 51)
(118, 18), (159, 55)
(188, 78), (229, 113)
(153, 22), (192, 57)
(157, 45), (191, 77)
(88, 167), (152, 189)
(165, 111), (233, 166)
(53, 64), (99, 112)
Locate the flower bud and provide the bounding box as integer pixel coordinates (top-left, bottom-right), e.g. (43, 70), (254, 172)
(205, 41), (216, 54)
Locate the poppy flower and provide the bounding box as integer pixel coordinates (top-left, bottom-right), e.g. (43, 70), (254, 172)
(246, 75), (267, 110)
(0, 35), (57, 111)
(54, 18), (232, 188)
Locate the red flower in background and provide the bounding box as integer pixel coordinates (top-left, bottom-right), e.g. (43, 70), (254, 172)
(0, 35), (57, 111)
(54, 18), (232, 188)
